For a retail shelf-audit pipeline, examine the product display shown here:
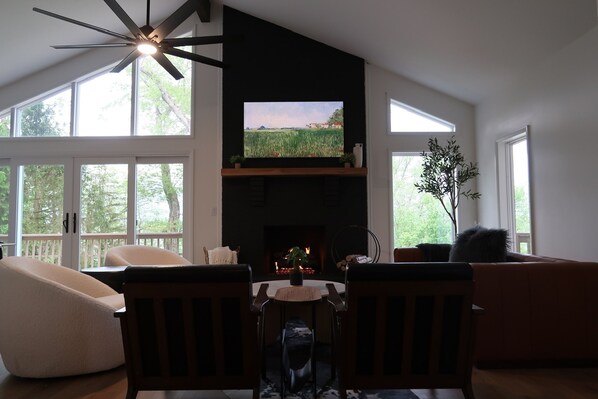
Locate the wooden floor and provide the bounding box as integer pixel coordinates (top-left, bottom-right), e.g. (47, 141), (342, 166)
(1, 358), (598, 399)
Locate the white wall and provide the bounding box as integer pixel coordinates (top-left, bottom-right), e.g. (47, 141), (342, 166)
(366, 64), (477, 262)
(0, 12), (223, 264)
(476, 25), (598, 262)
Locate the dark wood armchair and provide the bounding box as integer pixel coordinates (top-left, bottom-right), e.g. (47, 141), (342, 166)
(115, 264), (269, 399)
(327, 262), (482, 399)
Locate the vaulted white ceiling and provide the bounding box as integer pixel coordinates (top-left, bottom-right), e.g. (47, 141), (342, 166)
(0, 0), (596, 104)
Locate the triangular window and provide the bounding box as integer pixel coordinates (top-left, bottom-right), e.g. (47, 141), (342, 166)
(389, 99), (455, 133)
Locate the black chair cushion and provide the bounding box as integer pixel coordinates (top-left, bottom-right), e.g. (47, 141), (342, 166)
(123, 264), (252, 283)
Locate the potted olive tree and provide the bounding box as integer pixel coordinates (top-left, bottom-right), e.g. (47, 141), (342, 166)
(286, 246), (308, 286)
(414, 135), (480, 238)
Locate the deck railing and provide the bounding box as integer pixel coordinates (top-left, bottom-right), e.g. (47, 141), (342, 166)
(1, 233), (183, 268)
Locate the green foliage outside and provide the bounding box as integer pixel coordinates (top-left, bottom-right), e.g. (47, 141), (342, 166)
(136, 164), (183, 234)
(514, 186), (530, 233)
(138, 51), (191, 136)
(393, 156), (452, 248)
(80, 165), (128, 234)
(0, 114), (9, 137)
(20, 102), (65, 238)
(0, 167), (9, 235)
(244, 128), (343, 158)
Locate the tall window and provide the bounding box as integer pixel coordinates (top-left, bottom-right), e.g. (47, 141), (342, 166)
(497, 127), (533, 253)
(2, 40), (192, 138)
(137, 52), (192, 136)
(389, 99), (455, 133)
(392, 154), (452, 247)
(77, 67), (132, 136)
(18, 89), (71, 137)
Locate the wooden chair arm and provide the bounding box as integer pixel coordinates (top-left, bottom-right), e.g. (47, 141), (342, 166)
(114, 306), (126, 318)
(472, 304), (485, 314)
(326, 283), (346, 312)
(252, 283), (270, 313)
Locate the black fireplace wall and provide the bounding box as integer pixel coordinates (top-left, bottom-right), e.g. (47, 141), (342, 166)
(221, 7), (367, 278)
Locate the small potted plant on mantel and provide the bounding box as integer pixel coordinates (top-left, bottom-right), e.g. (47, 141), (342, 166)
(339, 152), (356, 168)
(229, 154), (246, 169)
(286, 246), (309, 286)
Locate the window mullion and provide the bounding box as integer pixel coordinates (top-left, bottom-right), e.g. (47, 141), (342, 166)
(131, 60), (139, 136)
(70, 81), (78, 137)
(10, 107), (17, 137)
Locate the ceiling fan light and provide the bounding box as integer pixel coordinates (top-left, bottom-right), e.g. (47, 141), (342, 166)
(138, 42), (157, 55)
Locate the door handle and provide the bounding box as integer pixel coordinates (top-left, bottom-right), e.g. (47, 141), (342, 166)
(73, 213), (77, 234)
(63, 213), (69, 233)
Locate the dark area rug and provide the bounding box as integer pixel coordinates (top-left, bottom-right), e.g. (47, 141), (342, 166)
(259, 320), (419, 399)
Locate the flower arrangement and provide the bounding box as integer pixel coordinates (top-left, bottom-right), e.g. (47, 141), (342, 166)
(286, 246), (308, 272)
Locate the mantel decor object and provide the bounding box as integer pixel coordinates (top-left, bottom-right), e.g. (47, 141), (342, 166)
(353, 143), (363, 168)
(229, 154), (246, 169)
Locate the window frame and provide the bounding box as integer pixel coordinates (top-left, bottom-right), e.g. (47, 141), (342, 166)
(496, 126), (534, 254)
(2, 48), (194, 139)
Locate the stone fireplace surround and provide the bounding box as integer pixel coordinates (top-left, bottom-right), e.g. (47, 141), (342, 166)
(222, 174), (368, 281)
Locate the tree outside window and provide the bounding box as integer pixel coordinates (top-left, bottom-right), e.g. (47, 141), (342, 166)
(392, 155), (452, 248)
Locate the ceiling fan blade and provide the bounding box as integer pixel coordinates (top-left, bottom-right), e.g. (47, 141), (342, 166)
(162, 35), (227, 47)
(103, 0), (145, 38)
(162, 47), (224, 68)
(151, 52), (185, 80)
(151, 0), (197, 42)
(33, 7), (134, 42)
(52, 43), (135, 49)
(112, 49), (141, 73)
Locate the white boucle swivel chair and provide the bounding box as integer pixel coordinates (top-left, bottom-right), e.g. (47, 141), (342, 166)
(0, 256), (125, 378)
(104, 245), (191, 266)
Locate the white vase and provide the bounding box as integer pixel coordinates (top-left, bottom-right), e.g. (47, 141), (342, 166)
(353, 143), (363, 168)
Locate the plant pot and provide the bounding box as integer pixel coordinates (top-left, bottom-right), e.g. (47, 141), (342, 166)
(344, 162), (351, 168)
(234, 163), (241, 169)
(289, 270), (303, 286)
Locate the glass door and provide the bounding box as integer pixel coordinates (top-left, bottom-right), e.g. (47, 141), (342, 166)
(72, 157), (188, 269)
(3, 156), (188, 269)
(73, 160), (131, 268)
(11, 160), (73, 265)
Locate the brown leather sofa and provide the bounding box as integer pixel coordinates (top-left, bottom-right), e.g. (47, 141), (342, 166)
(394, 248), (598, 367)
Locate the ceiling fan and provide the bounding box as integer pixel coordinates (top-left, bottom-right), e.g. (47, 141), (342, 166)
(33, 0), (226, 80)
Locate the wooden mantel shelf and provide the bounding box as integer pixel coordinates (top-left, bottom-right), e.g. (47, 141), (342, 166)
(221, 167), (367, 177)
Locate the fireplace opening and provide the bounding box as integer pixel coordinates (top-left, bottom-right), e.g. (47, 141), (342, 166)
(264, 225), (326, 275)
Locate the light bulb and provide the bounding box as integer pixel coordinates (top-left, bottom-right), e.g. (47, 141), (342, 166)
(137, 42), (157, 55)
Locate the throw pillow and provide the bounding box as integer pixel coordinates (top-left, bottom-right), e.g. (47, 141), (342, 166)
(449, 225), (509, 262)
(416, 243), (452, 262)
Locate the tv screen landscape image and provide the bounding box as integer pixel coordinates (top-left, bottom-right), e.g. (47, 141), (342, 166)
(244, 101), (344, 158)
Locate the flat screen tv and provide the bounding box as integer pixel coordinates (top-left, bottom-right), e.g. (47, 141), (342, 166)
(244, 101), (344, 158)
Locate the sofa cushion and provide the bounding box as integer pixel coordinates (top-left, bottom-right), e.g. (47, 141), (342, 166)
(449, 226), (509, 262)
